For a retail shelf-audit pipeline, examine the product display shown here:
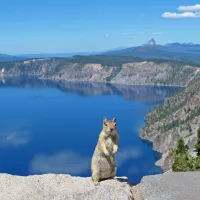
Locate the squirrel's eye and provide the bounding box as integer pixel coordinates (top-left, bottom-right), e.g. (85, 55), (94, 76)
(114, 124), (116, 127)
(104, 123), (107, 126)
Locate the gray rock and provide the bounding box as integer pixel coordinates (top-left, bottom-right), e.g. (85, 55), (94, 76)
(138, 172), (200, 200)
(0, 174), (133, 200)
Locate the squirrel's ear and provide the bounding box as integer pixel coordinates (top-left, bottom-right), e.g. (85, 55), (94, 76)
(112, 118), (116, 122)
(103, 117), (107, 122)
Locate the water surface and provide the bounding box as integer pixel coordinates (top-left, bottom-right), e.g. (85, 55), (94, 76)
(0, 77), (179, 183)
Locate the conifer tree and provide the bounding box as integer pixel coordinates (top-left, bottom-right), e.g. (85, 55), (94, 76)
(170, 137), (196, 172)
(195, 127), (200, 156)
(176, 137), (188, 155)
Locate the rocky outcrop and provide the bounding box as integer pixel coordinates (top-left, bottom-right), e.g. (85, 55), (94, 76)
(133, 172), (200, 200)
(52, 63), (113, 82)
(1, 173), (200, 200)
(0, 174), (133, 200)
(111, 62), (199, 86)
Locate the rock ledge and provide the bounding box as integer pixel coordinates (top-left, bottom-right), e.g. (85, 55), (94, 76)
(0, 174), (133, 200)
(133, 172), (200, 200)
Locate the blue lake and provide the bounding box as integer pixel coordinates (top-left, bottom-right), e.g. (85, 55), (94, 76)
(0, 77), (179, 183)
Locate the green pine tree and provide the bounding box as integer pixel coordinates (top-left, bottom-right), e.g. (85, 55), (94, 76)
(195, 127), (200, 156)
(172, 153), (196, 172)
(170, 137), (196, 172)
(176, 137), (188, 155)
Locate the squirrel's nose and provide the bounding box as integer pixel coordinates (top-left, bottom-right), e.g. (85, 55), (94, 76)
(110, 128), (113, 131)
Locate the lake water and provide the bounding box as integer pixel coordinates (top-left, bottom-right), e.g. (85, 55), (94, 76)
(0, 77), (179, 183)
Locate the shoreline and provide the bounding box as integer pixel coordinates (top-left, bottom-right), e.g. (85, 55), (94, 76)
(39, 77), (185, 88)
(139, 134), (165, 171)
(0, 75), (185, 88)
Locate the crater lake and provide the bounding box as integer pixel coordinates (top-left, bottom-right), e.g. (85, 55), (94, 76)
(0, 77), (179, 183)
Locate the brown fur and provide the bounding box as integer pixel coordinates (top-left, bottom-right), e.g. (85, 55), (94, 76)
(91, 117), (119, 185)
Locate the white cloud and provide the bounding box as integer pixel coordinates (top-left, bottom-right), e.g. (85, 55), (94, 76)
(162, 4), (200, 19)
(30, 151), (90, 175)
(123, 33), (136, 37)
(162, 12), (200, 18)
(128, 165), (140, 175)
(123, 33), (137, 39)
(117, 147), (142, 167)
(0, 131), (30, 147)
(178, 4), (200, 12)
(151, 32), (164, 35)
(123, 32), (163, 37)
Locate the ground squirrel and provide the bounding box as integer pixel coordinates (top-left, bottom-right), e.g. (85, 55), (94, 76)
(91, 117), (119, 185)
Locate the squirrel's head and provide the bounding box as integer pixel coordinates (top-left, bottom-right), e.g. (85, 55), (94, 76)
(103, 117), (117, 134)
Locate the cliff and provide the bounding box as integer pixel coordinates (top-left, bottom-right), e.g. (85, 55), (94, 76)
(141, 77), (200, 171)
(0, 57), (200, 86)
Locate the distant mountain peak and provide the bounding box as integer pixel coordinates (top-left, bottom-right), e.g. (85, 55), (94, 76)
(143, 38), (156, 46)
(182, 42), (194, 45)
(166, 42), (194, 46)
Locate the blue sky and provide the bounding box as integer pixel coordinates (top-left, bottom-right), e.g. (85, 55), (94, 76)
(0, 0), (200, 54)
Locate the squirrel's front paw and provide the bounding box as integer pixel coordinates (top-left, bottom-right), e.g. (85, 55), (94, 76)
(112, 145), (118, 154)
(104, 151), (110, 156)
(94, 181), (100, 186)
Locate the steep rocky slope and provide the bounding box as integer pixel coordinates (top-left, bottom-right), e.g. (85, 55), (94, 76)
(141, 77), (200, 171)
(111, 61), (198, 86)
(0, 57), (200, 86)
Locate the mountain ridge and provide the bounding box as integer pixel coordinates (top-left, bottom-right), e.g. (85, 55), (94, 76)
(105, 39), (200, 63)
(0, 54), (25, 62)
(1, 39), (200, 63)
